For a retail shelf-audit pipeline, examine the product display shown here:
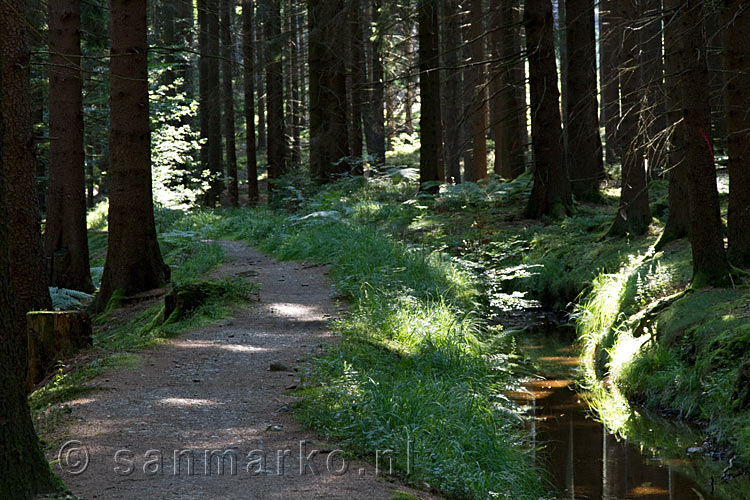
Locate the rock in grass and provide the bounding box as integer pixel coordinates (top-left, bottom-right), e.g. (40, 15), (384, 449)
(269, 361), (292, 372)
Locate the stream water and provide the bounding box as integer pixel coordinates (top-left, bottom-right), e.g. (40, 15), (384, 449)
(507, 336), (750, 500)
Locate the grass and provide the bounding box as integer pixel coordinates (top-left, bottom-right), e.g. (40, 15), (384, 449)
(169, 180), (547, 499)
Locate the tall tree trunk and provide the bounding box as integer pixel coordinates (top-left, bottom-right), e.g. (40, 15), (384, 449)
(291, 4), (303, 164)
(565, 0), (604, 199)
(557, 0), (569, 167)
(514, 2), (529, 162)
(608, 0), (651, 236)
(265, 0), (287, 188)
(206, 3), (224, 206)
(640, 0), (667, 174)
(243, 0), (259, 203)
(490, 0), (524, 179)
(465, 0), (487, 181)
(0, 135), (58, 499)
(418, 0), (444, 191)
(198, 0), (210, 171)
(256, 17), (267, 151)
(349, 0), (365, 162)
(724, 0), (750, 267)
(308, 0), (351, 181)
(655, 0), (689, 249)
(366, 0), (386, 164)
(706, 9), (726, 152)
(460, 14), (475, 177)
(599, 0), (620, 163)
(221, 0), (239, 206)
(675, 0), (731, 286)
(1, 0), (52, 333)
(97, 0), (167, 308)
(45, 0), (93, 293)
(524, 0), (572, 218)
(441, 0), (462, 183)
(178, 0), (195, 100)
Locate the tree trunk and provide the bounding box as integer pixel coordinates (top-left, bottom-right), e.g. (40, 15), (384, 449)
(655, 0), (689, 249)
(723, 0), (750, 267)
(465, 0), (487, 181)
(206, 3), (224, 206)
(599, 0), (620, 163)
(265, 0), (287, 188)
(524, 0), (572, 218)
(97, 0), (167, 309)
(418, 0), (444, 191)
(441, 0), (462, 183)
(608, 0), (651, 236)
(349, 0), (365, 162)
(243, 0), (259, 203)
(675, 0), (730, 287)
(46, 0), (94, 293)
(198, 0), (210, 172)
(0, 108), (58, 498)
(460, 15), (475, 177)
(177, 0), (195, 100)
(385, 82), (395, 151)
(256, 17), (267, 151)
(291, 5), (302, 164)
(308, 0), (351, 181)
(366, 0), (386, 164)
(490, 0), (524, 179)
(640, 0), (667, 174)
(221, 0), (239, 206)
(1, 0), (52, 334)
(565, 0), (604, 200)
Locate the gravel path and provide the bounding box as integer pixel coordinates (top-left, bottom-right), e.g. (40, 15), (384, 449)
(58, 241), (436, 500)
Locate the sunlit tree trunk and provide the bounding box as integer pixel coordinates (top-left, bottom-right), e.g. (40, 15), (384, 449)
(97, 0), (168, 308)
(205, 2), (224, 206)
(464, 0), (487, 181)
(441, 0), (462, 183)
(599, 0), (620, 163)
(264, 0), (287, 188)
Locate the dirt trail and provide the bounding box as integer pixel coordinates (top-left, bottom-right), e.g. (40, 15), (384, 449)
(59, 241), (435, 499)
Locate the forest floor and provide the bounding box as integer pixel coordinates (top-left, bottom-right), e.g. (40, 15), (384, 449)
(49, 239), (436, 500)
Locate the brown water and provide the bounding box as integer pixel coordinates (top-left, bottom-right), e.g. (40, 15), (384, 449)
(508, 345), (726, 500)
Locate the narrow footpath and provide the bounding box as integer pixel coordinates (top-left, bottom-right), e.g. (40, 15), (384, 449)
(58, 240), (435, 499)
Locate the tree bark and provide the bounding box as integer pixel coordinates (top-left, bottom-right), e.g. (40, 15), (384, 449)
(565, 0), (604, 200)
(265, 0), (287, 187)
(524, 0), (572, 218)
(46, 0), (94, 293)
(723, 0), (750, 267)
(655, 0), (689, 248)
(256, 17), (267, 151)
(490, 0), (524, 179)
(674, 0), (730, 286)
(599, 0), (620, 163)
(97, 0), (167, 309)
(349, 0), (365, 162)
(198, 0), (210, 172)
(640, 0), (667, 174)
(418, 0), (444, 191)
(441, 0), (462, 183)
(366, 0), (387, 164)
(205, 2), (224, 206)
(0, 116), (58, 498)
(608, 0), (651, 236)
(308, 0), (350, 181)
(243, 0), (259, 203)
(465, 0), (487, 181)
(1, 0), (52, 334)
(221, 0), (239, 206)
(291, 4), (302, 164)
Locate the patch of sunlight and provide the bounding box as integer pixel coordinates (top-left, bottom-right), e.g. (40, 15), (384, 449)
(628, 484), (670, 496)
(268, 302), (321, 318)
(158, 397), (223, 407)
(219, 344), (268, 354)
(608, 329), (651, 382)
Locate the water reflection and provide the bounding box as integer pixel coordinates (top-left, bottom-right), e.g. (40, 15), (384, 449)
(509, 374), (720, 500)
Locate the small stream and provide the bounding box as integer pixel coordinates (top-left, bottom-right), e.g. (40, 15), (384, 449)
(507, 334), (750, 500)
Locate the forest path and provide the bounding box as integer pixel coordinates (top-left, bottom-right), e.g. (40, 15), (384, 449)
(61, 240), (435, 500)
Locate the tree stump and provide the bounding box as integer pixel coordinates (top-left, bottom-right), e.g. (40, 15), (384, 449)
(26, 311), (92, 392)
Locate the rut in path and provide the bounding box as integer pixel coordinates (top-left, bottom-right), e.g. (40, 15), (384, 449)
(58, 240), (435, 500)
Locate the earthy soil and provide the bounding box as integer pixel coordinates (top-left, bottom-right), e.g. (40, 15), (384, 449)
(55, 241), (437, 500)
